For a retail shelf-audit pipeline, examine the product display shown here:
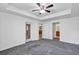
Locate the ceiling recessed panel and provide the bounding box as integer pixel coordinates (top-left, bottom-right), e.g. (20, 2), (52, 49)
(8, 3), (71, 17)
(0, 3), (72, 20)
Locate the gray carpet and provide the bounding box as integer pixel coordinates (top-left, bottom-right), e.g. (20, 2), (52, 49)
(0, 39), (79, 55)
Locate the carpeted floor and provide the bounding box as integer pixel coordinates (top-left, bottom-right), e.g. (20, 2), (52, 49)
(0, 39), (79, 55)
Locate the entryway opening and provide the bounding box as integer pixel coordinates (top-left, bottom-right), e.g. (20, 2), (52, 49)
(53, 22), (60, 41)
(26, 23), (31, 40)
(39, 24), (43, 40)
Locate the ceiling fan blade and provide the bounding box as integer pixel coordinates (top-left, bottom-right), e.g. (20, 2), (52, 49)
(37, 3), (40, 7)
(45, 10), (50, 13)
(32, 9), (40, 12)
(46, 4), (53, 8)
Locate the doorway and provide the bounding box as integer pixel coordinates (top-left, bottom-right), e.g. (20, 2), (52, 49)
(39, 24), (43, 40)
(26, 24), (31, 40)
(53, 22), (60, 41)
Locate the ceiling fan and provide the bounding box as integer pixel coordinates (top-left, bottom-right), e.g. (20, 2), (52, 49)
(32, 3), (54, 15)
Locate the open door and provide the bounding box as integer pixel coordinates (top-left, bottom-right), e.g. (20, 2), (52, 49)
(39, 24), (43, 40)
(26, 24), (31, 40)
(53, 22), (60, 41)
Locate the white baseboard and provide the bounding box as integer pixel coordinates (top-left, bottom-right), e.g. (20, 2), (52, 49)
(0, 41), (25, 51)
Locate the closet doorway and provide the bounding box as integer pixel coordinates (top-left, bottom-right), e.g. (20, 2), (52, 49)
(39, 24), (43, 40)
(26, 24), (31, 40)
(53, 22), (60, 41)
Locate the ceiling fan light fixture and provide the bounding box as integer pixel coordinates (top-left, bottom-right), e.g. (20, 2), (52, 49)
(32, 3), (54, 15)
(40, 10), (45, 13)
(41, 3), (46, 5)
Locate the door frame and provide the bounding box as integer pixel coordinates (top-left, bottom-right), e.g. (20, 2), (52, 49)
(52, 22), (60, 41)
(38, 24), (43, 40)
(25, 22), (31, 41)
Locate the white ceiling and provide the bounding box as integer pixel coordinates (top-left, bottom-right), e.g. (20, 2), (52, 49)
(0, 3), (71, 20)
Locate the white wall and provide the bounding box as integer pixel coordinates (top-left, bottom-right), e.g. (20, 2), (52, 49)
(43, 4), (79, 45)
(60, 17), (79, 44)
(43, 16), (79, 45)
(0, 12), (39, 51)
